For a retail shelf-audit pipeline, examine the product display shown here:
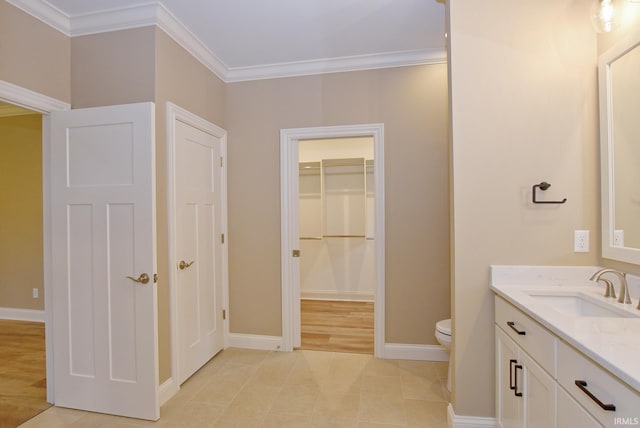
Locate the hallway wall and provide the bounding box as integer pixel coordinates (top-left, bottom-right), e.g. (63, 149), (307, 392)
(0, 114), (44, 311)
(226, 64), (450, 345)
(0, 2), (70, 103)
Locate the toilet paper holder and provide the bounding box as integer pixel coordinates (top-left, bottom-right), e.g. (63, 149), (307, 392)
(532, 181), (567, 204)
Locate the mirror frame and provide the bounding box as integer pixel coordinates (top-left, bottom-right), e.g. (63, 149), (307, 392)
(599, 29), (640, 264)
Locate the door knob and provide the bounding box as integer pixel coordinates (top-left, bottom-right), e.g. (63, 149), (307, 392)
(126, 273), (150, 284)
(179, 260), (195, 270)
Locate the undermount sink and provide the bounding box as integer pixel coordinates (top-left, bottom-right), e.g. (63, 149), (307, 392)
(524, 291), (637, 318)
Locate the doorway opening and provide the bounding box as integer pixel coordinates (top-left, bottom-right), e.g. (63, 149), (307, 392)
(0, 80), (70, 419)
(280, 124), (385, 357)
(298, 137), (375, 354)
(0, 101), (50, 425)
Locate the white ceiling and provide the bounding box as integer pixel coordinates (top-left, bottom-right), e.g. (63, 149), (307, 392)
(40, 0), (444, 70)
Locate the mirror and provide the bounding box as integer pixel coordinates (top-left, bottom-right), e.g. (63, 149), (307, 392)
(600, 31), (640, 264)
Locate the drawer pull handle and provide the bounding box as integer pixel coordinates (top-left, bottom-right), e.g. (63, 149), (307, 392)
(514, 364), (523, 397)
(509, 359), (517, 390)
(507, 321), (526, 335)
(575, 380), (616, 411)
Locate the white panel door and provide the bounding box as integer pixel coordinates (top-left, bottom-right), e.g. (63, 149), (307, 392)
(175, 119), (224, 384)
(50, 103), (159, 420)
(496, 327), (523, 428)
(521, 351), (556, 428)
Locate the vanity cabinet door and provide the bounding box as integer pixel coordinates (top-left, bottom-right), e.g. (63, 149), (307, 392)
(520, 351), (556, 428)
(496, 327), (523, 428)
(557, 387), (603, 428)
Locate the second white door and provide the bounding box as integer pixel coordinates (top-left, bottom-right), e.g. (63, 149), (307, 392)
(175, 119), (224, 383)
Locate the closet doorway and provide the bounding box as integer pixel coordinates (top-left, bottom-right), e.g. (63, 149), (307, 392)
(298, 138), (375, 354)
(280, 124), (385, 357)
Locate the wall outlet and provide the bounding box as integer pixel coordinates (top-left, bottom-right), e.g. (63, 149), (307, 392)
(32, 288), (39, 299)
(614, 229), (625, 247)
(574, 230), (590, 253)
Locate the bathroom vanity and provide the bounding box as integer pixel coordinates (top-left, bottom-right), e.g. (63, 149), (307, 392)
(491, 266), (640, 428)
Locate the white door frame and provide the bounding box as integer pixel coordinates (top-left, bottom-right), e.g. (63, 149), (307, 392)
(166, 102), (229, 401)
(280, 124), (385, 357)
(0, 80), (70, 403)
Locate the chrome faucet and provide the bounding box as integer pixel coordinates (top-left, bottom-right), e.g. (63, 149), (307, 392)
(589, 268), (631, 304)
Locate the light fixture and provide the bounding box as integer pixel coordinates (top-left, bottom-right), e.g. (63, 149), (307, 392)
(591, 0), (619, 33)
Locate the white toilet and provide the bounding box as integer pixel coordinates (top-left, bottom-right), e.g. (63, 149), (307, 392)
(435, 318), (452, 392)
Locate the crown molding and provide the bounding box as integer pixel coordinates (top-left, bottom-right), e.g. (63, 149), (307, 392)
(70, 2), (160, 36)
(7, 0), (446, 83)
(6, 0), (70, 35)
(9, 0), (228, 81)
(225, 48), (447, 83)
(154, 4), (227, 82)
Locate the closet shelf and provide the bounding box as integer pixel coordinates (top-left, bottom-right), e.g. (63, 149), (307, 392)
(325, 189), (365, 194)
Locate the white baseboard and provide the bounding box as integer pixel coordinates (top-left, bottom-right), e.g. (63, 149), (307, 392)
(383, 343), (449, 361)
(300, 291), (374, 302)
(0, 307), (45, 322)
(447, 404), (497, 428)
(227, 333), (283, 351)
(158, 377), (179, 406)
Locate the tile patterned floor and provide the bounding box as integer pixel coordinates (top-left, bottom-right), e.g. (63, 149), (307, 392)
(19, 349), (449, 428)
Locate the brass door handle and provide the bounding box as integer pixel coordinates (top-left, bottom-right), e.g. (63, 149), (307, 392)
(126, 273), (150, 284)
(179, 260), (195, 270)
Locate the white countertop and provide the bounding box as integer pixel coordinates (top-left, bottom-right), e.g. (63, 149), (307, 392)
(490, 265), (640, 393)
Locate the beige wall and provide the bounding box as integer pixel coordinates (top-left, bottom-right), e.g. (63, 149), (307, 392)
(0, 2), (70, 103)
(226, 64), (450, 343)
(0, 114), (44, 310)
(71, 27), (156, 108)
(154, 28), (226, 382)
(448, 0), (599, 418)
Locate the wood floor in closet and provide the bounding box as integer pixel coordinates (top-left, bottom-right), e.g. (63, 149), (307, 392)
(0, 319), (49, 428)
(300, 299), (374, 354)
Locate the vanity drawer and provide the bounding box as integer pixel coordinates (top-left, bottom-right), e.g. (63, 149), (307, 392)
(495, 296), (556, 375)
(557, 340), (640, 428)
